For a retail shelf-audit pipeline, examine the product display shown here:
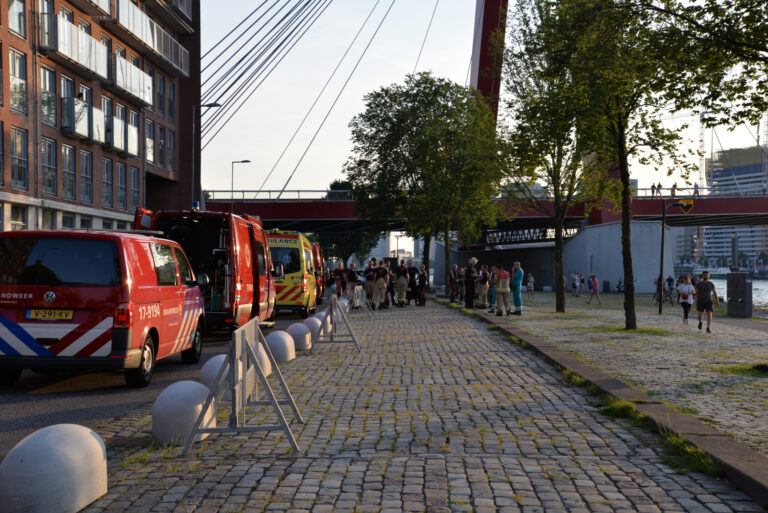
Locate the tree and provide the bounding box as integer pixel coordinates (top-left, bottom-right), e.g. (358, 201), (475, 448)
(346, 73), (504, 287)
(503, 0), (604, 313)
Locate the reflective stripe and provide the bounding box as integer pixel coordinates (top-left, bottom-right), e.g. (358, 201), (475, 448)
(0, 315), (52, 356)
(58, 318), (114, 356)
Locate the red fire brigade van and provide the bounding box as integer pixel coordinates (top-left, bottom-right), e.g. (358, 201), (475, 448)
(0, 231), (206, 387)
(134, 209), (277, 329)
(311, 243), (326, 304)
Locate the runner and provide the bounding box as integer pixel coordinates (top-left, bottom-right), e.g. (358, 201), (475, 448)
(695, 271), (719, 333)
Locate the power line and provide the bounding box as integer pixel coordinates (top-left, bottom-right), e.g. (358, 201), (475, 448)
(202, 0), (334, 148)
(277, 0), (398, 197)
(413, 0), (440, 74)
(201, 0), (273, 60)
(257, 0), (384, 193)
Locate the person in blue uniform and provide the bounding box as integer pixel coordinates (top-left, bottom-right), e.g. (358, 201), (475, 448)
(511, 261), (524, 315)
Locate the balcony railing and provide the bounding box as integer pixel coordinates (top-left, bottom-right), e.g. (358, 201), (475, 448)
(10, 76), (27, 115)
(65, 0), (110, 16)
(113, 118), (126, 152)
(39, 13), (109, 80)
(92, 106), (106, 144)
(62, 97), (91, 139)
(112, 54), (153, 105)
(115, 0), (190, 76)
(145, 0), (193, 34)
(127, 124), (139, 157)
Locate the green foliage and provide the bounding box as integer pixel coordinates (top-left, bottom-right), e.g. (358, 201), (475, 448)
(562, 369), (588, 387)
(659, 429), (723, 477)
(713, 364), (768, 378)
(598, 396), (638, 419)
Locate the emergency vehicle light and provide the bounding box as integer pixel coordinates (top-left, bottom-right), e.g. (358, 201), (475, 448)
(114, 303), (132, 329)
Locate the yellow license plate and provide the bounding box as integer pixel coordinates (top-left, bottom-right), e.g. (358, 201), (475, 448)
(27, 309), (74, 321)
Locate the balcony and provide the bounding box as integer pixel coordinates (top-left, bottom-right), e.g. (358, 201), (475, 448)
(113, 0), (190, 77)
(145, 0), (194, 35)
(92, 106), (106, 144)
(65, 0), (110, 16)
(39, 13), (109, 80)
(62, 97), (91, 140)
(106, 54), (154, 106)
(113, 118), (127, 153)
(127, 124), (139, 157)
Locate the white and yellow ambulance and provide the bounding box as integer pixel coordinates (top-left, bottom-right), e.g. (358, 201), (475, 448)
(266, 231), (317, 318)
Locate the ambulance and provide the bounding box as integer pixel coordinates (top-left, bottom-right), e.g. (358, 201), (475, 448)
(311, 242), (326, 304)
(0, 231), (206, 387)
(267, 231), (317, 317)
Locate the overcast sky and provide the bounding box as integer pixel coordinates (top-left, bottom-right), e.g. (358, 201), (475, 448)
(199, 0), (764, 196)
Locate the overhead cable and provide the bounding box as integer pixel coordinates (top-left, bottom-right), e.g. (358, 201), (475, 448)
(277, 0), (399, 197)
(413, 0), (440, 74)
(201, 0), (273, 61)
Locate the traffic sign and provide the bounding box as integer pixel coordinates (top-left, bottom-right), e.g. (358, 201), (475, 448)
(678, 200), (694, 214)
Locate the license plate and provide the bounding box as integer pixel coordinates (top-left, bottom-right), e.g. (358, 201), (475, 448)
(26, 309), (74, 321)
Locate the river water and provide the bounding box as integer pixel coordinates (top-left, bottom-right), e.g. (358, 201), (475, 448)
(709, 278), (768, 318)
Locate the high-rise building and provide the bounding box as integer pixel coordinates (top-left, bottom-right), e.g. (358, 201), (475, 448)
(367, 235), (390, 262)
(0, 0), (200, 231)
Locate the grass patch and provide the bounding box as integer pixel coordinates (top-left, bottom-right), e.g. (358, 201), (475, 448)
(591, 325), (669, 336)
(713, 363), (768, 377)
(562, 368), (588, 387)
(659, 429), (723, 477)
(505, 335), (530, 350)
(598, 396), (638, 419)
(487, 324), (500, 330)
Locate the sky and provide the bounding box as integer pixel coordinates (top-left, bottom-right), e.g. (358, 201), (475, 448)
(199, 0), (766, 200)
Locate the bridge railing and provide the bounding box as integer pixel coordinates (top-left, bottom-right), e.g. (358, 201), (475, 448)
(635, 186), (768, 198)
(204, 190), (354, 201)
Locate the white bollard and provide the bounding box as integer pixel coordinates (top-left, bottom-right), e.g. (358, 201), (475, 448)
(199, 354), (257, 402)
(0, 424), (107, 513)
(303, 317), (322, 342)
(265, 331), (296, 362)
(314, 311), (331, 334)
(339, 297), (350, 313)
(152, 381), (216, 446)
(286, 322), (312, 351)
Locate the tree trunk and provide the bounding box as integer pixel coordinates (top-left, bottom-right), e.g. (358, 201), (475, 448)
(422, 233), (431, 277)
(618, 129), (637, 329)
(554, 217), (566, 313)
(444, 225), (451, 295)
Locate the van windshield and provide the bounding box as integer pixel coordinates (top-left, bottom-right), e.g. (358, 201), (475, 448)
(0, 237), (121, 287)
(270, 247), (301, 275)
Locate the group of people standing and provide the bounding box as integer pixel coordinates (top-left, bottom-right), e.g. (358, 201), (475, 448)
(448, 258), (525, 316)
(332, 258), (429, 310)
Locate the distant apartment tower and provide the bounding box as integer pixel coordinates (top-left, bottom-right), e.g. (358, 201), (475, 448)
(701, 145), (768, 264)
(0, 0), (200, 231)
(367, 235), (390, 262)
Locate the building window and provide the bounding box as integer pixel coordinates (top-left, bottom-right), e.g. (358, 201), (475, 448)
(11, 128), (28, 189)
(41, 67), (56, 126)
(158, 126), (166, 168)
(62, 144), (75, 200)
(61, 213), (75, 228)
(167, 82), (175, 122)
(116, 163), (127, 210)
(9, 0), (26, 38)
(102, 96), (112, 146)
(60, 6), (73, 22)
(61, 75), (74, 99)
(102, 158), (113, 208)
(79, 84), (91, 106)
(102, 219), (113, 230)
(42, 137), (56, 196)
(116, 221), (127, 230)
(81, 151), (93, 203)
(145, 65), (154, 111)
(129, 166), (140, 209)
(145, 119), (154, 163)
(129, 110), (139, 158)
(78, 19), (91, 34)
(10, 49), (27, 115)
(42, 210), (56, 229)
(157, 74), (165, 117)
(168, 130), (175, 172)
(10, 205), (27, 231)
(80, 216), (92, 229)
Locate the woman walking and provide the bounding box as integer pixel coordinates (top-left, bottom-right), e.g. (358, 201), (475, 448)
(526, 273), (535, 300)
(586, 274), (601, 305)
(677, 275), (695, 324)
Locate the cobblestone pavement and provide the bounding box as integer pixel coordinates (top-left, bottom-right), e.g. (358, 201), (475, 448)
(471, 296), (768, 459)
(86, 303), (763, 512)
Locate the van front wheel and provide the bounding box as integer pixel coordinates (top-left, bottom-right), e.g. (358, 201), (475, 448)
(126, 336), (155, 388)
(181, 323), (203, 364)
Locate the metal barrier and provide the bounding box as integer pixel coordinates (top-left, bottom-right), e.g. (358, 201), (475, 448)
(312, 295), (361, 353)
(182, 317), (303, 455)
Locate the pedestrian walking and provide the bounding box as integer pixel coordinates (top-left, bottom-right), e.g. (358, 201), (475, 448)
(586, 274), (601, 305)
(695, 270), (719, 333)
(464, 258), (478, 308)
(476, 265), (490, 309)
(676, 275), (694, 324)
(526, 273), (535, 300)
(511, 262), (524, 315)
(448, 264), (459, 303)
(495, 264), (511, 316)
(571, 272), (579, 297)
(372, 260), (389, 310)
(488, 265), (497, 313)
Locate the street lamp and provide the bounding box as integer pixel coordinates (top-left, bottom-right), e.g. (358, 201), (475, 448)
(231, 160), (251, 213)
(394, 234), (404, 261)
(658, 199), (686, 314)
(191, 102), (221, 208)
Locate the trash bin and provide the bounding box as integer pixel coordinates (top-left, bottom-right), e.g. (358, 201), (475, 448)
(602, 280), (610, 294)
(726, 273), (752, 318)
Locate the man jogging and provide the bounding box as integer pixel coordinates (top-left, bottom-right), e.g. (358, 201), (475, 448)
(695, 270), (719, 333)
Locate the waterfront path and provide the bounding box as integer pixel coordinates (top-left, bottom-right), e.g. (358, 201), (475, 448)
(471, 293), (768, 460)
(86, 302), (761, 512)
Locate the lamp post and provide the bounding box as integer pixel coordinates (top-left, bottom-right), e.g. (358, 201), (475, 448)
(191, 102), (221, 208)
(394, 234), (404, 261)
(658, 199), (685, 314)
(231, 160), (251, 213)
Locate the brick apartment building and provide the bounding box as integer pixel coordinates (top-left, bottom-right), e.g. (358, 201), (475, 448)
(0, 0), (200, 232)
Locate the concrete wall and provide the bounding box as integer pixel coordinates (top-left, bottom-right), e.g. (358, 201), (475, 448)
(563, 221), (673, 294)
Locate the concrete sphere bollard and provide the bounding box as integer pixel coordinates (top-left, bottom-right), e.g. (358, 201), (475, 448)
(286, 322), (312, 351)
(314, 311), (331, 333)
(199, 354), (256, 402)
(265, 331), (296, 362)
(256, 342), (272, 377)
(303, 316), (322, 342)
(152, 381), (216, 446)
(0, 423), (107, 513)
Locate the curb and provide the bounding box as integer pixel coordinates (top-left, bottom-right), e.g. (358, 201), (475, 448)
(433, 299), (768, 507)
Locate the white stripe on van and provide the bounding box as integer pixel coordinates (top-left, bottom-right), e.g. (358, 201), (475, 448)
(58, 318), (114, 357)
(0, 324), (37, 356)
(18, 323), (78, 340)
(90, 343), (112, 357)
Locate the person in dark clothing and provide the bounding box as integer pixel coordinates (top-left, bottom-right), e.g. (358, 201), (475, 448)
(416, 264), (428, 305)
(407, 260), (418, 305)
(448, 264), (459, 303)
(332, 262), (346, 298)
(464, 257), (478, 308)
(346, 263), (359, 305)
(695, 270), (719, 333)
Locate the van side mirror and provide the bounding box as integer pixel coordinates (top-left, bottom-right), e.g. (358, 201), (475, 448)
(274, 263), (285, 279)
(197, 273), (210, 287)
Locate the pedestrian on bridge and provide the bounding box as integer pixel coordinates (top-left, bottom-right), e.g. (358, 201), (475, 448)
(511, 261), (524, 315)
(651, 183), (657, 197)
